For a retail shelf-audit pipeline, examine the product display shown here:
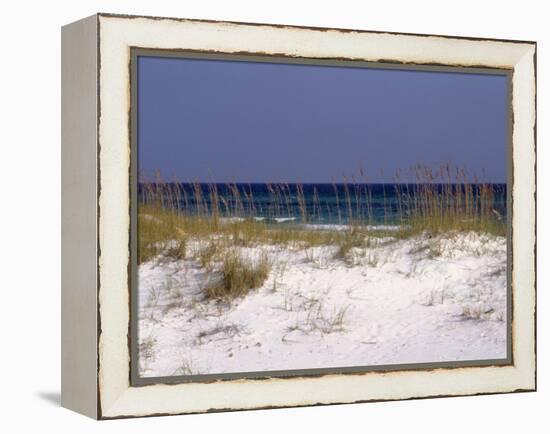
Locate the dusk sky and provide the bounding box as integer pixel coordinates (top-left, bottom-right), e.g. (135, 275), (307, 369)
(137, 55), (508, 183)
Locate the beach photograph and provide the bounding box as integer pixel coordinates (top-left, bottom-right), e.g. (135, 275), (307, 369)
(134, 55), (510, 379)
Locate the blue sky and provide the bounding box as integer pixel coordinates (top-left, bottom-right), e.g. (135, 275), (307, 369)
(138, 56), (508, 183)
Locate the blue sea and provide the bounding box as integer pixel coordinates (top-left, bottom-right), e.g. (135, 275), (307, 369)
(138, 183), (507, 226)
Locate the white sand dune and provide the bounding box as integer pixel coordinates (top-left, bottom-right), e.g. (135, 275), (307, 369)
(138, 231), (507, 377)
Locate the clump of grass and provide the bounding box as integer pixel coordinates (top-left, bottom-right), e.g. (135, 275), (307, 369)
(204, 251), (271, 299)
(271, 260), (289, 292)
(164, 238), (187, 261)
(461, 304), (483, 320)
(427, 239), (443, 258)
(365, 252), (379, 267)
(326, 305), (349, 332)
(304, 302), (350, 334)
(138, 207), (188, 264)
(333, 229), (368, 261)
(303, 247), (317, 263)
(334, 240), (354, 260)
(172, 355), (195, 376)
(195, 240), (224, 270)
(139, 333), (157, 363)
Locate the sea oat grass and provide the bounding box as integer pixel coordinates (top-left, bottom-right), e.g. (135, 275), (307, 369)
(204, 251), (271, 299)
(138, 207), (188, 263)
(164, 238), (187, 261)
(195, 240), (225, 270)
(138, 164), (506, 265)
(333, 228), (371, 260)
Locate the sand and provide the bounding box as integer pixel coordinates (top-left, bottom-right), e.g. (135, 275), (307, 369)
(137, 230), (507, 377)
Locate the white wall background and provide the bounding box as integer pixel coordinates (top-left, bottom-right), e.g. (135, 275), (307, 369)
(0, 0), (546, 432)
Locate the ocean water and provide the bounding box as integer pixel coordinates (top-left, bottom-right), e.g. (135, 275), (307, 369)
(138, 183), (507, 226)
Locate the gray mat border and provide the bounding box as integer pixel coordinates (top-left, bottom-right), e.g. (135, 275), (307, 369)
(128, 48), (513, 387)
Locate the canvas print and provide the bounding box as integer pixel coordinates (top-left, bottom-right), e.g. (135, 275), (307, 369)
(134, 54), (509, 379)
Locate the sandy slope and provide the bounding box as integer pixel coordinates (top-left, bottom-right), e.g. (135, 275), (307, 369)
(138, 231), (507, 377)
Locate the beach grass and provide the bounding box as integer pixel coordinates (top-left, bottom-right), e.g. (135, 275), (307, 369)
(138, 203), (363, 262)
(137, 165), (506, 297)
(203, 250), (271, 299)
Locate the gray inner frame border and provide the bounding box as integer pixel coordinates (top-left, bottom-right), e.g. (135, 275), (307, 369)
(129, 47), (514, 387)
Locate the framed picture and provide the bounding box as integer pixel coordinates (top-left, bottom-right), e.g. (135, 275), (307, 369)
(61, 13), (536, 419)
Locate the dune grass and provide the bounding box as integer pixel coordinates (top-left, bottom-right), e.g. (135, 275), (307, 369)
(139, 164), (505, 237)
(137, 164), (506, 297)
(393, 167), (506, 237)
(204, 250), (271, 299)
(138, 210), (189, 264)
(138, 203), (388, 263)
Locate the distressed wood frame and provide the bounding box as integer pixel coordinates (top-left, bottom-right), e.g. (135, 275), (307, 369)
(61, 13), (536, 419)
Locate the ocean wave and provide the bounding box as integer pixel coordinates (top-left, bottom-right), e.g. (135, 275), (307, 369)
(219, 216), (401, 231)
(219, 216), (294, 224)
(219, 217), (245, 224)
(273, 217), (297, 223)
(301, 223), (403, 232)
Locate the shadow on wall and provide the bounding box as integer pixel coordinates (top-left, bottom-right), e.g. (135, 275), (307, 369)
(37, 391), (61, 407)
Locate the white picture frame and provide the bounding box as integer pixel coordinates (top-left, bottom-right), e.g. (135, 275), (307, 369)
(61, 13), (536, 419)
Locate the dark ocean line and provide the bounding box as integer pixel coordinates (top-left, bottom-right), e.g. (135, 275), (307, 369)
(138, 182), (507, 225)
